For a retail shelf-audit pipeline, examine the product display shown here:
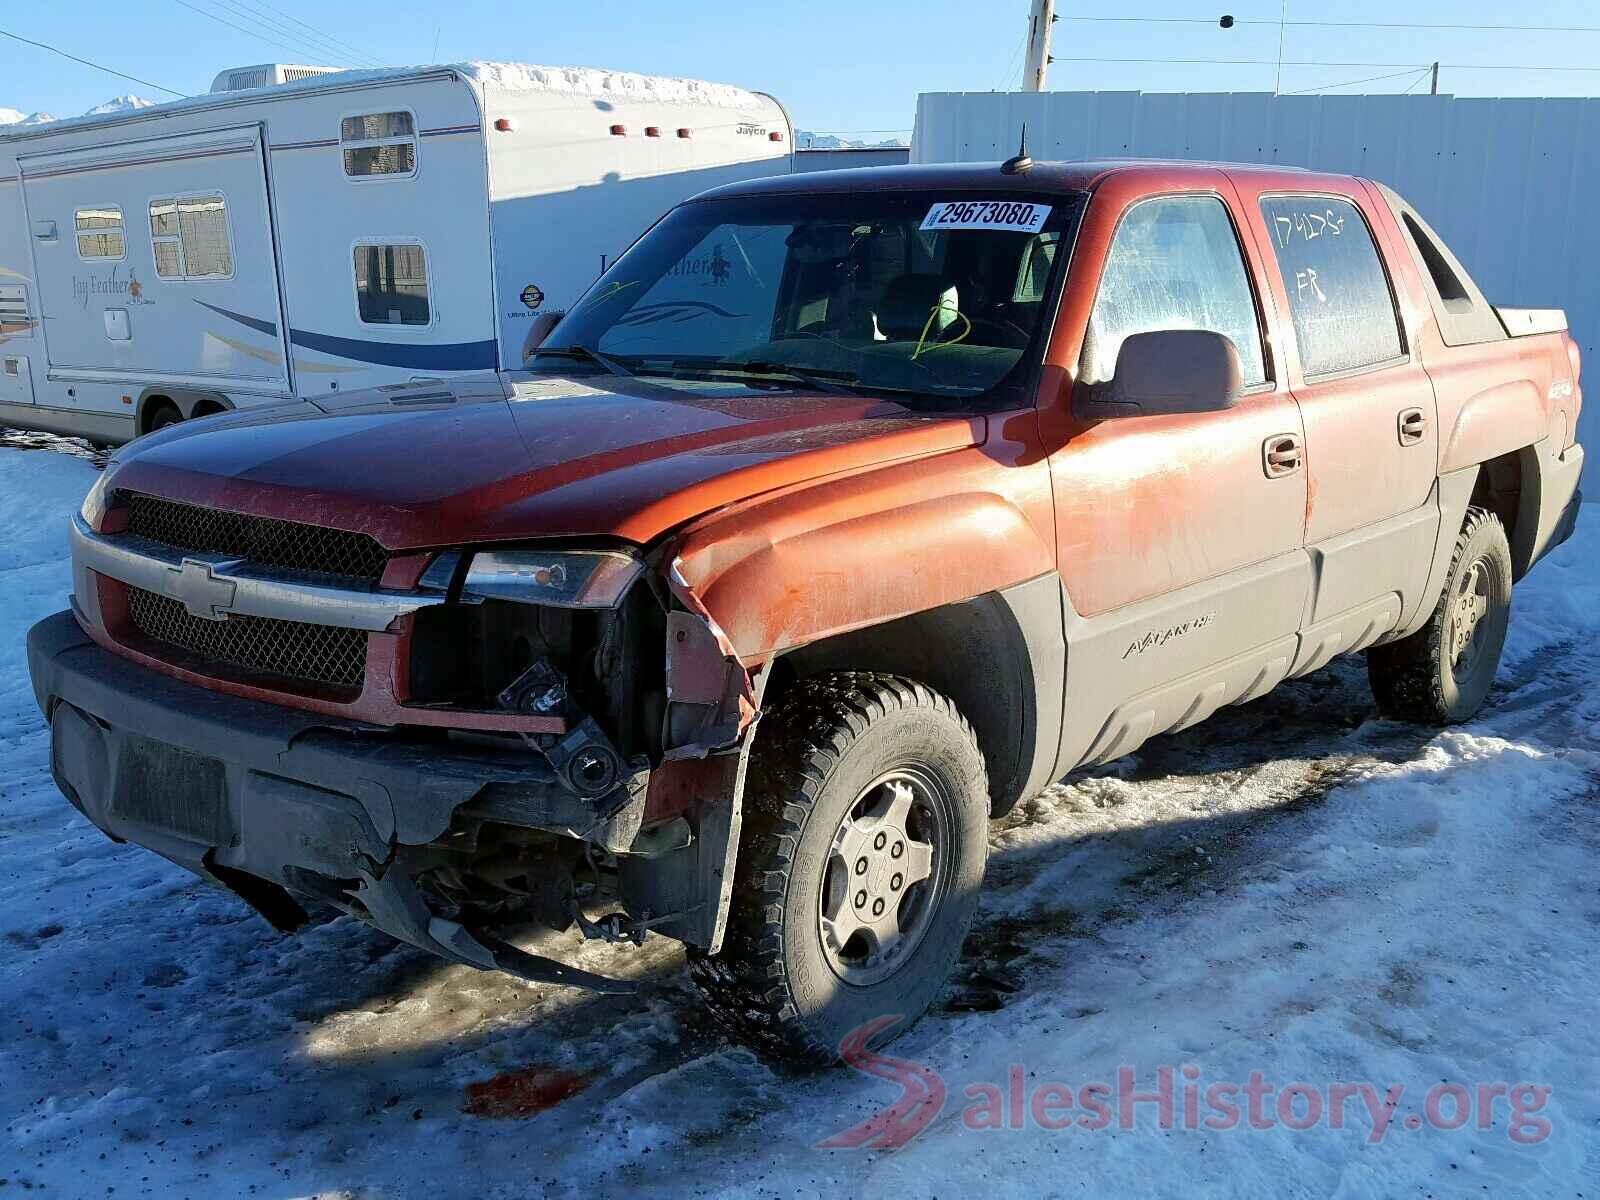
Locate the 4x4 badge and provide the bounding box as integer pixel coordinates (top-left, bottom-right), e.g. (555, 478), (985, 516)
(165, 558), (239, 622)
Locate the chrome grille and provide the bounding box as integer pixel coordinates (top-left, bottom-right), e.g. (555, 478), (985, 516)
(127, 586), (367, 690)
(120, 492), (389, 584)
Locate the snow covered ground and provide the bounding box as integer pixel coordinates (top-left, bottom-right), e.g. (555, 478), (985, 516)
(1, 433), (1595, 1198)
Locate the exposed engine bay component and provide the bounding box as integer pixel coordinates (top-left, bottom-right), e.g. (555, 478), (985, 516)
(543, 717), (627, 797)
(497, 658), (568, 714)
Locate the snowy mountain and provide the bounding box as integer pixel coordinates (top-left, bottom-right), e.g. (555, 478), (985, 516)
(0, 95), (156, 127)
(0, 106), (57, 127)
(796, 129), (909, 150)
(82, 95), (156, 117)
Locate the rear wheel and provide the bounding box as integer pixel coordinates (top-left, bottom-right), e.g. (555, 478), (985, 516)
(689, 673), (989, 1064)
(1367, 506), (1512, 724)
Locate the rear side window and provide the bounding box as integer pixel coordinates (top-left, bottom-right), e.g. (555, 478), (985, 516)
(1083, 194), (1267, 387)
(1259, 195), (1402, 377)
(75, 207), (125, 260)
(341, 111), (417, 177)
(149, 195), (233, 279)
(353, 243), (430, 325)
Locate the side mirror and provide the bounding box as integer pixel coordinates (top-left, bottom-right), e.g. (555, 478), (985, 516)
(1075, 329), (1243, 421)
(521, 310), (566, 362)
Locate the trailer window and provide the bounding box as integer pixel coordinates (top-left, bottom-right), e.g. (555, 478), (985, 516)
(75, 207), (125, 260)
(341, 112), (417, 177)
(353, 243), (430, 325)
(149, 196), (233, 279)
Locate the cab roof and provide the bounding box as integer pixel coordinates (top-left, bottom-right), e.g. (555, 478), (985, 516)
(697, 158), (1351, 202)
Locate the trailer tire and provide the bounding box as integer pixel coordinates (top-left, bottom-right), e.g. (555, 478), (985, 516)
(688, 672), (988, 1065)
(1367, 506), (1512, 724)
(144, 402), (181, 433)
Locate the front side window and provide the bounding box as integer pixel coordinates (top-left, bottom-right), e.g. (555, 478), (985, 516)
(543, 191), (1085, 407)
(342, 111), (417, 177)
(1259, 195), (1403, 377)
(75, 207), (125, 260)
(1083, 194), (1267, 387)
(353, 243), (430, 325)
(149, 195), (233, 279)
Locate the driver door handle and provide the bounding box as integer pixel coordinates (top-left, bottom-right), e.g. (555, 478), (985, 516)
(1263, 432), (1303, 479)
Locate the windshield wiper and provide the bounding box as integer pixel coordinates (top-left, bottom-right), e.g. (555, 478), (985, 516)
(527, 344), (635, 377)
(692, 359), (859, 395)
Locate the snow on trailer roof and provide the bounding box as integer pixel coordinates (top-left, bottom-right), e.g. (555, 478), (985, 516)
(0, 61), (769, 144)
(461, 62), (769, 109)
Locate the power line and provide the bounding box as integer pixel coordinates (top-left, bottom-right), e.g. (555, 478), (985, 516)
(170, 0), (331, 62)
(169, 0), (382, 69)
(0, 25), (187, 97)
(1052, 55), (1600, 73)
(238, 0), (388, 67)
(1064, 15), (1600, 35)
(209, 0), (382, 67)
(1285, 66), (1431, 96)
(998, 30), (1029, 91)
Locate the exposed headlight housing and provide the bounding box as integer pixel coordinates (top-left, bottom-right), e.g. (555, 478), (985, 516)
(79, 471), (114, 529)
(461, 549), (643, 609)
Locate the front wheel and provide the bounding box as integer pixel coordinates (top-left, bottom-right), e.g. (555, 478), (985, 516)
(1367, 506), (1512, 724)
(689, 673), (989, 1064)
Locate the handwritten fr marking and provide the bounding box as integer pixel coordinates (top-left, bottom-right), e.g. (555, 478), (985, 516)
(1295, 268), (1328, 303)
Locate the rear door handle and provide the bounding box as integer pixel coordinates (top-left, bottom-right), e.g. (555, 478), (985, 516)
(1263, 432), (1303, 478)
(1398, 407), (1427, 446)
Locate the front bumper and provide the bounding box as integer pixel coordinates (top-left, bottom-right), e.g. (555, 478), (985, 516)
(27, 609), (641, 993)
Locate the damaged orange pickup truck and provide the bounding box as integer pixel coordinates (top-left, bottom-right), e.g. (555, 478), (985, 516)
(28, 159), (1584, 1062)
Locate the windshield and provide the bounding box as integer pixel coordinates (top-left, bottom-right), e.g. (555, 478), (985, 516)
(537, 190), (1085, 407)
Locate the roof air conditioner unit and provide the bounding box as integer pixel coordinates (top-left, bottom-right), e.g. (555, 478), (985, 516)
(208, 64), (343, 94)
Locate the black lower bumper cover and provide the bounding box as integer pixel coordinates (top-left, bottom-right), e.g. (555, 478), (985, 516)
(27, 610), (638, 994)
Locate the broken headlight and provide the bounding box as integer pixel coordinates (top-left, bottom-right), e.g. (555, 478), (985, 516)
(461, 549), (643, 609)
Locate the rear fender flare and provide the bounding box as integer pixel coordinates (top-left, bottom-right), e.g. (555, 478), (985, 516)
(1438, 379), (1545, 475)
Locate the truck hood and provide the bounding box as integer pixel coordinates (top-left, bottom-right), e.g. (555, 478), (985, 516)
(106, 374), (984, 550)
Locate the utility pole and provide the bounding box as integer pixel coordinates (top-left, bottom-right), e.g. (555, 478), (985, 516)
(1024, 0), (1056, 93)
(1430, 61), (1439, 94)
(1273, 0), (1287, 94)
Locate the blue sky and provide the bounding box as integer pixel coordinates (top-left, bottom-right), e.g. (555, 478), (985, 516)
(7, 1), (1600, 133)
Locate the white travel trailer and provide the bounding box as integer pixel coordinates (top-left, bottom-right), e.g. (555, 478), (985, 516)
(0, 62), (792, 442)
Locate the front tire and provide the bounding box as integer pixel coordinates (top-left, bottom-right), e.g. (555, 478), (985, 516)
(1367, 506), (1512, 724)
(690, 673), (989, 1064)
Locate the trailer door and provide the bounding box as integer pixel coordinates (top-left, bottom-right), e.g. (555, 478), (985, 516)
(18, 125), (291, 393)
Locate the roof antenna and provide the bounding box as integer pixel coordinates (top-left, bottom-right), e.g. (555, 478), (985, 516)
(1000, 124), (1033, 175)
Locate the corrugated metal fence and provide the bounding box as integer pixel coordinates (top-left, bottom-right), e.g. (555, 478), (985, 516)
(914, 90), (1600, 446)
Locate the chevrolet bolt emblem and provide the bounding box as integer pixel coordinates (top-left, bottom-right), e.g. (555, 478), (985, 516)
(166, 558), (239, 621)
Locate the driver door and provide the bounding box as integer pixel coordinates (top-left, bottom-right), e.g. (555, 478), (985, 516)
(1044, 185), (1311, 769)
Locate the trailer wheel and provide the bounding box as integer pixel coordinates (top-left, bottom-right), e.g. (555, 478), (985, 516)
(144, 402), (181, 433)
(688, 672), (988, 1064)
(1367, 506), (1512, 724)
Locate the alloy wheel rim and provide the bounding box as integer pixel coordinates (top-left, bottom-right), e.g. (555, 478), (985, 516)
(1449, 557), (1493, 678)
(817, 766), (951, 987)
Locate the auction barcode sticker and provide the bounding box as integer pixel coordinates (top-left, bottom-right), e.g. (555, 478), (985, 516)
(920, 200), (1050, 234)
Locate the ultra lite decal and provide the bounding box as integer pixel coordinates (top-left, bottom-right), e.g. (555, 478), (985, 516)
(1122, 611), (1218, 660)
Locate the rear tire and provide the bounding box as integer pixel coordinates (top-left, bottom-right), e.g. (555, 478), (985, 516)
(689, 673), (989, 1065)
(1367, 506), (1512, 724)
